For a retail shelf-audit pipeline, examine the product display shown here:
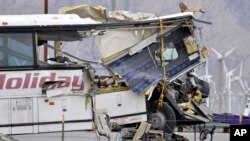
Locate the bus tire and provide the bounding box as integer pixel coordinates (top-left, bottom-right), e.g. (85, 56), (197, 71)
(148, 102), (176, 134)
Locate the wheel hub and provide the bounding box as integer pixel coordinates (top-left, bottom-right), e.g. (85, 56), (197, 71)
(148, 111), (166, 130)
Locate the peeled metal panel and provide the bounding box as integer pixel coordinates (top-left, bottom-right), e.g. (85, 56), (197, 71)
(107, 27), (201, 95)
(108, 45), (163, 95)
(64, 5), (107, 22)
(162, 27), (200, 79)
(96, 29), (156, 61)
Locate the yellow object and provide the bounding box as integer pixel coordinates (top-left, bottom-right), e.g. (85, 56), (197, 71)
(186, 108), (195, 114)
(62, 114), (65, 124)
(183, 36), (198, 54)
(144, 84), (157, 96)
(49, 101), (54, 106)
(101, 50), (127, 63)
(98, 86), (129, 94)
(192, 90), (202, 104)
(157, 18), (167, 110)
(64, 5), (106, 22)
(201, 46), (209, 57)
(85, 95), (90, 110)
(178, 102), (190, 110)
(178, 102), (195, 114)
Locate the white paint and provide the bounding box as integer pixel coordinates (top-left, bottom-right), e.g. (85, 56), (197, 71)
(188, 52), (199, 61)
(141, 12), (193, 21)
(234, 129), (247, 136)
(95, 90), (147, 125)
(0, 70), (90, 98)
(0, 14), (97, 26)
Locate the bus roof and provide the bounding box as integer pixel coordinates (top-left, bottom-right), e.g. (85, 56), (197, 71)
(0, 12), (194, 33)
(0, 14), (97, 26)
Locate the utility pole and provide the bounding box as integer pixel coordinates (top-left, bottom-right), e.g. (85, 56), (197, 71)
(125, 0), (130, 11)
(44, 0), (48, 62)
(44, 0), (48, 14)
(111, 0), (116, 11)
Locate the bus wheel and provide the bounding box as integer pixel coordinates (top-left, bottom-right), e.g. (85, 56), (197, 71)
(148, 102), (176, 134)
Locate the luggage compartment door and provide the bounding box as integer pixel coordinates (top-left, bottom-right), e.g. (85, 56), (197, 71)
(0, 99), (10, 134)
(95, 90), (147, 125)
(38, 96), (93, 133)
(11, 98), (33, 134)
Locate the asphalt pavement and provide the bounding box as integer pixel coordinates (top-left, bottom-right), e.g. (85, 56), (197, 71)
(13, 131), (229, 141)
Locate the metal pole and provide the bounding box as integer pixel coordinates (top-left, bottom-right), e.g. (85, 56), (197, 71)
(111, 0), (116, 11)
(43, 0), (48, 62)
(62, 114), (65, 141)
(44, 0), (48, 14)
(54, 41), (62, 57)
(43, 43), (48, 62)
(194, 125), (196, 141)
(239, 113), (243, 125)
(125, 0), (129, 11)
(229, 92), (231, 113)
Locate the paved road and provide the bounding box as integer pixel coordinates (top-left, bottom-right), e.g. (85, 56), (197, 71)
(14, 132), (119, 141)
(13, 131), (229, 141)
(177, 132), (229, 141)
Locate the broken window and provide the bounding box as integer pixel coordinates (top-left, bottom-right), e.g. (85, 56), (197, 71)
(164, 42), (178, 61)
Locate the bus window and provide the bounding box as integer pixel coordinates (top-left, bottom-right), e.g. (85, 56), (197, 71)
(164, 42), (178, 61)
(0, 33), (34, 67)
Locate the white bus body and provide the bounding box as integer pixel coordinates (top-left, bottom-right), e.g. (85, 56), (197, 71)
(0, 12), (211, 135)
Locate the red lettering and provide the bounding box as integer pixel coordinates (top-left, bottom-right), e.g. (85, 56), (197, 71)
(58, 76), (71, 88)
(0, 74), (6, 89)
(39, 73), (56, 87)
(0, 72), (86, 92)
(72, 76), (84, 90)
(23, 73), (31, 89)
(6, 78), (22, 89)
(31, 73), (39, 88)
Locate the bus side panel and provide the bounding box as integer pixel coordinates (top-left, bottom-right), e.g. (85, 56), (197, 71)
(11, 98), (34, 134)
(0, 99), (11, 134)
(33, 97), (39, 134)
(37, 96), (93, 133)
(95, 90), (147, 125)
(0, 69), (90, 97)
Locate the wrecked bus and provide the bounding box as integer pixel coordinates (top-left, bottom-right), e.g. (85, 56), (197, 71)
(0, 8), (212, 135)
